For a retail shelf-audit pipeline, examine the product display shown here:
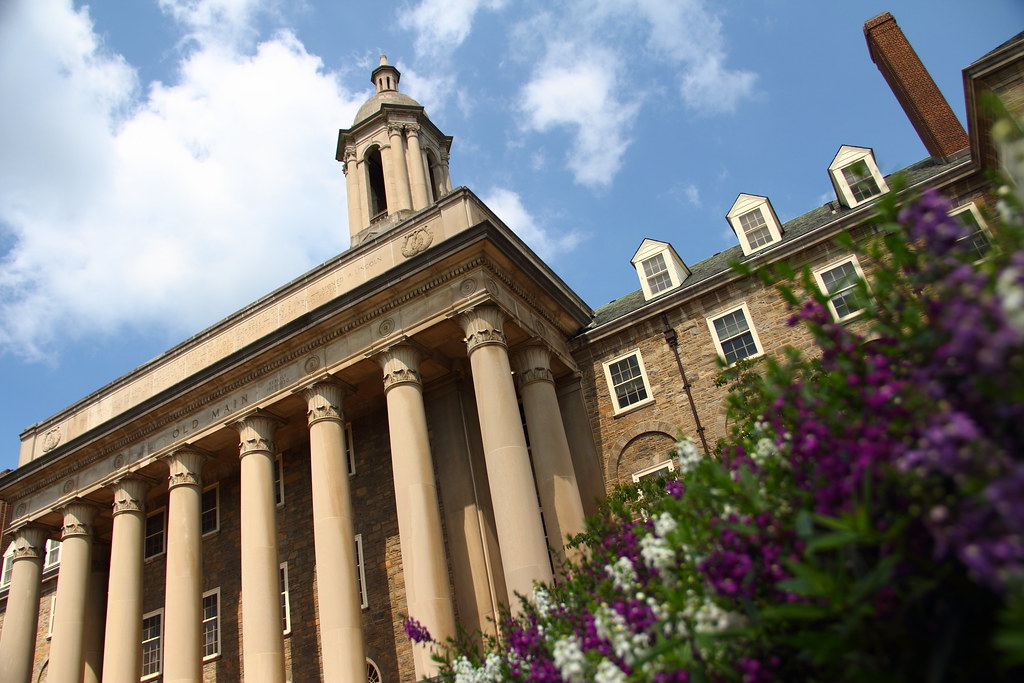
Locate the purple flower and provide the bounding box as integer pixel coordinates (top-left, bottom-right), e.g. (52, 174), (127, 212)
(402, 617), (432, 644)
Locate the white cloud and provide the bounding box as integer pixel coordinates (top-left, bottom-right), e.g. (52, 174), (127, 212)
(482, 187), (583, 260)
(668, 182), (702, 207)
(0, 0), (363, 358)
(399, 0), (507, 60)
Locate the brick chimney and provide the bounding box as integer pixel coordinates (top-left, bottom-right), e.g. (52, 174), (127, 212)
(864, 12), (969, 160)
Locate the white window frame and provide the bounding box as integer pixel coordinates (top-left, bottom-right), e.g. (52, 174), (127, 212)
(602, 350), (656, 415)
(202, 587), (221, 661)
(828, 146), (889, 208)
(949, 202), (991, 260)
(631, 459), (676, 482)
(144, 508), (167, 560)
(43, 539), (61, 571)
(1, 543), (13, 589)
(280, 562), (291, 635)
(813, 256), (867, 322)
(346, 422), (356, 476)
(707, 303), (764, 365)
(631, 239), (690, 301)
(355, 534), (368, 609)
(727, 194), (783, 255)
(201, 483), (219, 537)
(367, 658), (382, 683)
(141, 608), (163, 680)
(275, 454), (285, 508)
(47, 594), (57, 639)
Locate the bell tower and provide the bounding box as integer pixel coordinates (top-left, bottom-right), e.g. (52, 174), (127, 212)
(337, 56), (454, 247)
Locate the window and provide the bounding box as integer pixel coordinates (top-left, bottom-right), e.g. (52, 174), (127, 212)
(603, 351), (655, 414)
(367, 658), (382, 683)
(144, 509), (166, 559)
(346, 422), (356, 476)
(829, 146), (889, 208)
(356, 534), (368, 609)
(631, 239), (690, 300)
(632, 460), (676, 482)
(47, 594), (57, 639)
(727, 194), (783, 255)
(141, 609), (163, 679)
(842, 162), (881, 203)
(201, 484), (219, 536)
(708, 304), (763, 365)
(641, 253), (673, 296)
(1, 544), (13, 589)
(814, 257), (866, 321)
(275, 455), (285, 507)
(950, 203), (990, 261)
(739, 208), (773, 250)
(44, 539), (61, 570)
(280, 562), (291, 635)
(202, 588), (220, 660)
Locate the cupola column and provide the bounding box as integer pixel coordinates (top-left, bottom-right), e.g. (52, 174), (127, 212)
(49, 501), (100, 682)
(405, 124), (429, 210)
(343, 146), (365, 243)
(440, 151), (453, 193)
(387, 123), (413, 214)
(458, 306), (553, 609)
(0, 525), (50, 683)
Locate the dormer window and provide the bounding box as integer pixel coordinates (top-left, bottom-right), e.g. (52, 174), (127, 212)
(631, 239), (690, 301)
(829, 146), (889, 208)
(727, 194), (783, 255)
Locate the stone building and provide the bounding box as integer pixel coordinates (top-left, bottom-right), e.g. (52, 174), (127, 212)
(0, 13), (1020, 683)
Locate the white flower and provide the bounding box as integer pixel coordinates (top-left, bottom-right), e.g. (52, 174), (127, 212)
(595, 659), (628, 683)
(752, 437), (777, 463)
(639, 535), (678, 587)
(533, 587), (552, 619)
(997, 266), (1024, 335)
(653, 511), (677, 537)
(605, 556), (638, 591)
(553, 636), (586, 683)
(673, 438), (702, 474)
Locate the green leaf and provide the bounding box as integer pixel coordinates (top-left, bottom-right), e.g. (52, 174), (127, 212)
(806, 530), (862, 552)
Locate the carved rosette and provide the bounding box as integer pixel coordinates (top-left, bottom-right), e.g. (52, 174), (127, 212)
(301, 379), (347, 427)
(61, 501), (98, 540)
(401, 226), (433, 257)
(514, 345), (555, 387)
(110, 477), (151, 516)
(459, 306), (508, 354)
(163, 447), (207, 491)
(234, 411), (285, 458)
(377, 344), (422, 392)
(11, 525), (49, 561)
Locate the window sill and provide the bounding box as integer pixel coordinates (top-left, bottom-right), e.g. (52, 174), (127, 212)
(611, 397), (656, 418)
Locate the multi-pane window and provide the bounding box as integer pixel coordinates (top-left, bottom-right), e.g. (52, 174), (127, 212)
(141, 609), (163, 679)
(739, 208), (773, 250)
(356, 535), (368, 609)
(950, 204), (990, 261)
(1, 545), (13, 588)
(641, 253), (673, 295)
(367, 659), (382, 683)
(144, 510), (166, 559)
(202, 589), (220, 659)
(280, 562), (291, 635)
(44, 539), (61, 570)
(632, 460), (676, 482)
(709, 305), (762, 364)
(201, 485), (219, 536)
(275, 455), (285, 507)
(814, 258), (864, 321)
(603, 352), (653, 413)
(842, 161), (882, 203)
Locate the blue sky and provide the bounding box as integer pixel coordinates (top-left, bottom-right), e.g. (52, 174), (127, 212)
(0, 0), (1021, 471)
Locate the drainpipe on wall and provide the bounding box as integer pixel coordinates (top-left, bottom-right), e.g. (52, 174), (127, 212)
(661, 313), (710, 455)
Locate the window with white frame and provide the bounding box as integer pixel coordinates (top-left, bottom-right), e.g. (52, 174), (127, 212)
(367, 658), (382, 683)
(47, 594), (57, 639)
(144, 509), (166, 560)
(708, 304), (763, 365)
(275, 455), (285, 507)
(346, 422), (356, 476)
(814, 257), (866, 321)
(1, 543), (13, 589)
(356, 534), (368, 609)
(727, 195), (784, 256)
(739, 208), (773, 249)
(141, 609), (163, 679)
(603, 351), (655, 414)
(44, 539), (61, 570)
(201, 484), (219, 536)
(950, 203), (990, 261)
(280, 562), (291, 635)
(641, 253), (674, 295)
(631, 239), (690, 301)
(829, 146), (889, 208)
(202, 588), (220, 659)
(631, 460), (676, 482)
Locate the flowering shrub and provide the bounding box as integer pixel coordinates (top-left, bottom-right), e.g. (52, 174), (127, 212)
(412, 121), (1024, 681)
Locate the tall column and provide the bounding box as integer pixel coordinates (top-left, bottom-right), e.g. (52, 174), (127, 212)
(387, 123), (412, 213)
(377, 344), (456, 678)
(102, 477), (151, 682)
(0, 525), (50, 683)
(343, 146), (365, 244)
(235, 411), (287, 683)
(83, 546), (108, 683)
(162, 448), (207, 683)
(440, 151), (453, 193)
(514, 345), (587, 572)
(405, 124), (429, 210)
(300, 378), (367, 682)
(49, 501), (99, 682)
(459, 307), (553, 608)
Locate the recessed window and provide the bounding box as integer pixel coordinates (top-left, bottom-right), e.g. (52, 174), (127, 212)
(829, 146), (889, 208)
(813, 257), (866, 321)
(275, 454), (285, 507)
(346, 422), (356, 476)
(740, 208), (773, 249)
(202, 588), (220, 660)
(950, 203), (990, 261)
(44, 539), (61, 570)
(631, 239), (690, 301)
(367, 659), (382, 683)
(356, 534), (368, 609)
(201, 484), (219, 536)
(708, 303), (763, 365)
(142, 609), (163, 679)
(603, 351), (655, 414)
(641, 254), (673, 295)
(727, 194), (783, 255)
(842, 162), (881, 203)
(144, 509), (166, 560)
(631, 460), (676, 482)
(280, 562), (291, 635)
(1, 544), (13, 589)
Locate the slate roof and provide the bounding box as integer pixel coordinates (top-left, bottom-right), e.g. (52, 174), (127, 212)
(585, 151), (971, 331)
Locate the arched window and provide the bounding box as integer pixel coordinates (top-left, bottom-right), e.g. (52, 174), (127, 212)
(366, 658), (382, 683)
(425, 149), (441, 203)
(365, 146), (388, 221)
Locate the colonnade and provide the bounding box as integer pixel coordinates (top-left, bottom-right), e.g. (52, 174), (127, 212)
(0, 305), (586, 683)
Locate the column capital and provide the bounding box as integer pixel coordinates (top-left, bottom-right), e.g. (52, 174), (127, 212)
(60, 501), (99, 540)
(387, 122), (405, 137)
(377, 343), (423, 391)
(233, 409), (286, 458)
(109, 476), (154, 516)
(458, 305), (507, 354)
(10, 524), (50, 560)
(513, 344), (555, 387)
(404, 122), (421, 135)
(296, 375), (354, 426)
(161, 446), (210, 490)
